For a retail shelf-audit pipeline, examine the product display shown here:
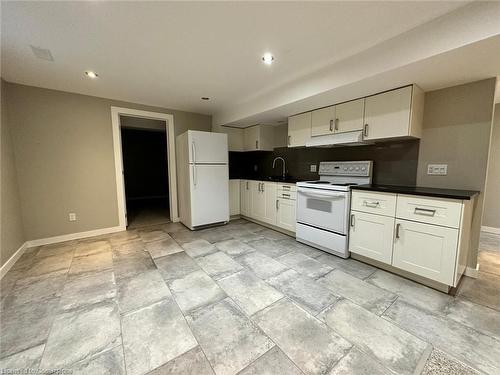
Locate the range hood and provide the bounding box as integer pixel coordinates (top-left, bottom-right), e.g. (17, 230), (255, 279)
(305, 130), (368, 147)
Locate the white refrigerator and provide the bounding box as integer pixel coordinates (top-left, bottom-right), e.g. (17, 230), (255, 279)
(176, 130), (229, 230)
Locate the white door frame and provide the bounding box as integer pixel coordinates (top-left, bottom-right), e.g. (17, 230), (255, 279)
(111, 106), (179, 229)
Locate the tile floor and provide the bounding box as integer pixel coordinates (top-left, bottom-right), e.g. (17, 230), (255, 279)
(1, 219), (499, 375)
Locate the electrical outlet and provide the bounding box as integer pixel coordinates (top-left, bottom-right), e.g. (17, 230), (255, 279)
(427, 164), (448, 175)
(310, 164), (317, 172)
(69, 213), (77, 222)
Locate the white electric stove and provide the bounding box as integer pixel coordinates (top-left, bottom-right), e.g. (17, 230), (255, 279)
(296, 161), (373, 258)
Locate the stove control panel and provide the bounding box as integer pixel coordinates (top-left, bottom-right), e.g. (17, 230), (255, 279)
(319, 161), (373, 177)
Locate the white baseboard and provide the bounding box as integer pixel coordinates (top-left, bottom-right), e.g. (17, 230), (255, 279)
(0, 242), (28, 279)
(481, 226), (500, 235)
(26, 225), (125, 247)
(465, 264), (480, 278)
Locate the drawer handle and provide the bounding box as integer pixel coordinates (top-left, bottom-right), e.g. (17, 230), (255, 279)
(276, 199), (279, 210)
(363, 200), (380, 208)
(282, 193), (290, 197)
(414, 207), (436, 217)
(282, 186), (291, 190)
(350, 213), (355, 227)
(396, 223), (401, 239)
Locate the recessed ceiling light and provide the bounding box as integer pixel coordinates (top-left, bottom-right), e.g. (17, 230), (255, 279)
(262, 53), (274, 65)
(85, 71), (99, 79)
(201, 97), (210, 101)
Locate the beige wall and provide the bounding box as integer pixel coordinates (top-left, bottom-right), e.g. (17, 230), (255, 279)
(483, 103), (500, 229)
(417, 78), (497, 268)
(4, 82), (211, 241)
(1, 80), (25, 266)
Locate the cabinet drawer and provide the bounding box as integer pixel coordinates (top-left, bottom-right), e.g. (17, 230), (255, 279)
(277, 183), (297, 192)
(351, 191), (396, 217)
(396, 195), (462, 228)
(277, 190), (296, 200)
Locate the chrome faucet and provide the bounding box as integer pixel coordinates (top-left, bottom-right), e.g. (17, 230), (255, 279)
(272, 157), (286, 180)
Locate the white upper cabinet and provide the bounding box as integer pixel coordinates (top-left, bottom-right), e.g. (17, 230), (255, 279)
(288, 112), (311, 147)
(363, 85), (423, 141)
(243, 125), (274, 151)
(335, 98), (365, 133)
(311, 106), (335, 136)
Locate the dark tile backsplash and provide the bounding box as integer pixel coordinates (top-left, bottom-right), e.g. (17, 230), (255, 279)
(229, 139), (419, 186)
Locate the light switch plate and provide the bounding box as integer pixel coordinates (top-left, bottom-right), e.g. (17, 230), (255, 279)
(69, 213), (77, 221)
(310, 164), (317, 172)
(427, 164), (448, 175)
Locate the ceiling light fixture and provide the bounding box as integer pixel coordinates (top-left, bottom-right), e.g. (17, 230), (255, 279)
(201, 97), (210, 101)
(262, 53), (274, 65)
(85, 71), (99, 79)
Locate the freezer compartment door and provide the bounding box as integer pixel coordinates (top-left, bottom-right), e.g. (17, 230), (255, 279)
(188, 131), (228, 164)
(189, 164), (229, 227)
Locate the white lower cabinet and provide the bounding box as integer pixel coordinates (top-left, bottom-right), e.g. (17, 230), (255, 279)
(392, 219), (458, 285)
(349, 211), (394, 265)
(277, 198), (296, 232)
(240, 180), (296, 232)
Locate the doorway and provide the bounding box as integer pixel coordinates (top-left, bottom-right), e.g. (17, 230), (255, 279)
(111, 107), (178, 230)
(120, 116), (170, 228)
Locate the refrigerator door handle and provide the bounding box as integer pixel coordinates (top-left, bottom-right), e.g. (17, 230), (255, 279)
(191, 141), (196, 164)
(193, 164), (197, 187)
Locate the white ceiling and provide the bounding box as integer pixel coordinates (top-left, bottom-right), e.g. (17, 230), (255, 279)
(2, 1), (471, 117)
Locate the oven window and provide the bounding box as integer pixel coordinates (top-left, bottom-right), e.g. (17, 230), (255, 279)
(307, 199), (332, 213)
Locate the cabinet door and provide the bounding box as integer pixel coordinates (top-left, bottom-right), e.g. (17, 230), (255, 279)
(277, 198), (296, 232)
(250, 181), (266, 221)
(240, 180), (249, 216)
(229, 180), (240, 216)
(288, 112), (312, 147)
(262, 182), (277, 225)
(244, 126), (259, 151)
(311, 106), (335, 136)
(364, 86), (412, 140)
(335, 99), (364, 133)
(392, 219), (458, 285)
(349, 211), (394, 265)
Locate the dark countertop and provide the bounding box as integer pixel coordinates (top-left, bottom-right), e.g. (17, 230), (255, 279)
(352, 184), (479, 200)
(230, 176), (306, 183)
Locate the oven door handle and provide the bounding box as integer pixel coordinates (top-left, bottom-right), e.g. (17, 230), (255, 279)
(298, 189), (346, 199)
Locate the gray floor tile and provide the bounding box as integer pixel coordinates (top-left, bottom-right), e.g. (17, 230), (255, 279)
(317, 269), (397, 315)
(40, 300), (121, 369)
(267, 269), (337, 315)
(234, 251), (288, 280)
(444, 297), (500, 339)
(315, 254), (376, 280)
(383, 299), (500, 374)
(0, 295), (60, 358)
(366, 270), (452, 313)
(320, 299), (429, 375)
(256, 229), (290, 241)
(329, 347), (391, 375)
(214, 239), (255, 257)
(68, 346), (126, 375)
(182, 239), (218, 258)
(0, 344), (45, 371)
(117, 269), (171, 314)
(217, 270), (283, 316)
(154, 252), (200, 281)
(139, 228), (171, 243)
(108, 230), (140, 246)
(238, 346), (302, 375)
(26, 252), (73, 277)
(247, 238), (291, 258)
(478, 250), (500, 276)
(421, 349), (479, 375)
(59, 270), (116, 311)
(170, 230), (203, 245)
(145, 236), (184, 259)
(36, 243), (75, 258)
(197, 227), (234, 243)
(278, 238), (325, 258)
(158, 222), (190, 234)
(277, 252), (333, 279)
(253, 298), (351, 375)
(1, 270), (67, 309)
(147, 346), (214, 375)
(187, 298), (274, 375)
(74, 240), (111, 257)
(458, 271), (500, 311)
(195, 251), (243, 280)
(226, 228), (264, 243)
(69, 251), (113, 276)
(169, 270), (226, 313)
(112, 239), (148, 260)
(121, 299), (197, 375)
